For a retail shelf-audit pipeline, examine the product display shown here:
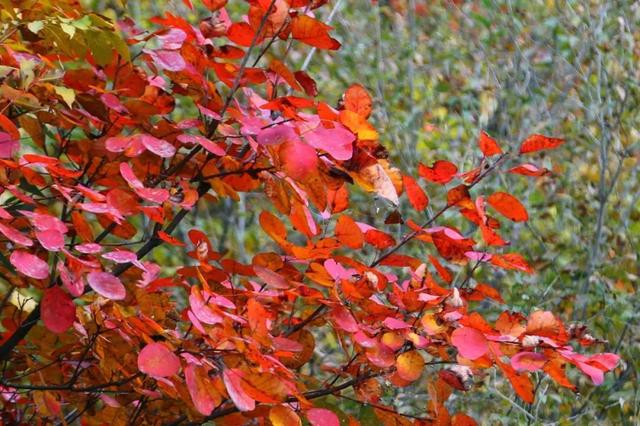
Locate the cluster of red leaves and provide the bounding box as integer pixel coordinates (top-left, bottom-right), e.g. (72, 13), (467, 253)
(0, 0), (618, 424)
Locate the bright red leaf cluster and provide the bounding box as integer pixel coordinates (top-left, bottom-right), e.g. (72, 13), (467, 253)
(0, 0), (619, 424)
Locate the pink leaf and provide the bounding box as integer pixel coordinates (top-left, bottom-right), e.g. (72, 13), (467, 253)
(189, 287), (223, 325)
(36, 229), (65, 251)
(144, 49), (186, 72)
(451, 327), (488, 360)
(177, 134), (225, 156)
(19, 211), (68, 233)
(304, 124), (355, 161)
(137, 342), (181, 377)
(0, 222), (33, 246)
(120, 163), (144, 189)
(253, 266), (289, 289)
(57, 262), (84, 297)
(136, 188), (170, 204)
(75, 243), (102, 254)
(10, 250), (49, 279)
(41, 287), (76, 333)
(105, 136), (131, 153)
(511, 352), (546, 372)
(86, 271), (126, 300)
(222, 368), (255, 412)
(157, 28), (186, 49)
(0, 132), (19, 158)
(383, 317), (411, 330)
(331, 307), (359, 332)
(185, 364), (215, 415)
(257, 125), (298, 146)
(139, 134), (176, 158)
(306, 408), (340, 426)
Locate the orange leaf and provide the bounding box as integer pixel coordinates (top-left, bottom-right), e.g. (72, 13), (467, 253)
(519, 134), (564, 154)
(290, 16), (341, 50)
(270, 405), (302, 426)
(452, 413), (478, 426)
(487, 192), (528, 222)
(490, 253), (533, 274)
(343, 84), (372, 118)
(269, 59), (301, 92)
(478, 131), (502, 157)
(402, 175), (429, 210)
(396, 351), (424, 382)
(335, 215), (364, 249)
(498, 361), (535, 403)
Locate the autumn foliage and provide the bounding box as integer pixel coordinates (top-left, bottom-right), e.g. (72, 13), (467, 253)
(0, 0), (619, 424)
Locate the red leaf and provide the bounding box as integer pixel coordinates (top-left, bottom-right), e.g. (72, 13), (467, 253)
(294, 71), (318, 97)
(86, 271), (126, 300)
(519, 134), (564, 154)
(306, 408), (340, 426)
(279, 140), (318, 181)
(223, 368), (255, 412)
(41, 287), (76, 334)
(478, 131), (502, 157)
(138, 342), (181, 377)
(487, 192), (528, 222)
(203, 0), (227, 11)
(402, 175), (429, 210)
(0, 113), (19, 140)
(365, 229), (395, 250)
(290, 16), (341, 50)
(10, 250), (49, 279)
(451, 327), (488, 360)
(227, 22), (256, 47)
(418, 160), (458, 184)
(508, 163), (550, 177)
(158, 231), (185, 246)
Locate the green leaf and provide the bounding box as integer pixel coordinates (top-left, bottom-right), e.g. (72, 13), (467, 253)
(27, 21), (44, 34)
(53, 86), (75, 108)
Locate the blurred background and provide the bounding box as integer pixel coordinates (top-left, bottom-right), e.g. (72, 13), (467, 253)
(86, 0), (639, 423)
